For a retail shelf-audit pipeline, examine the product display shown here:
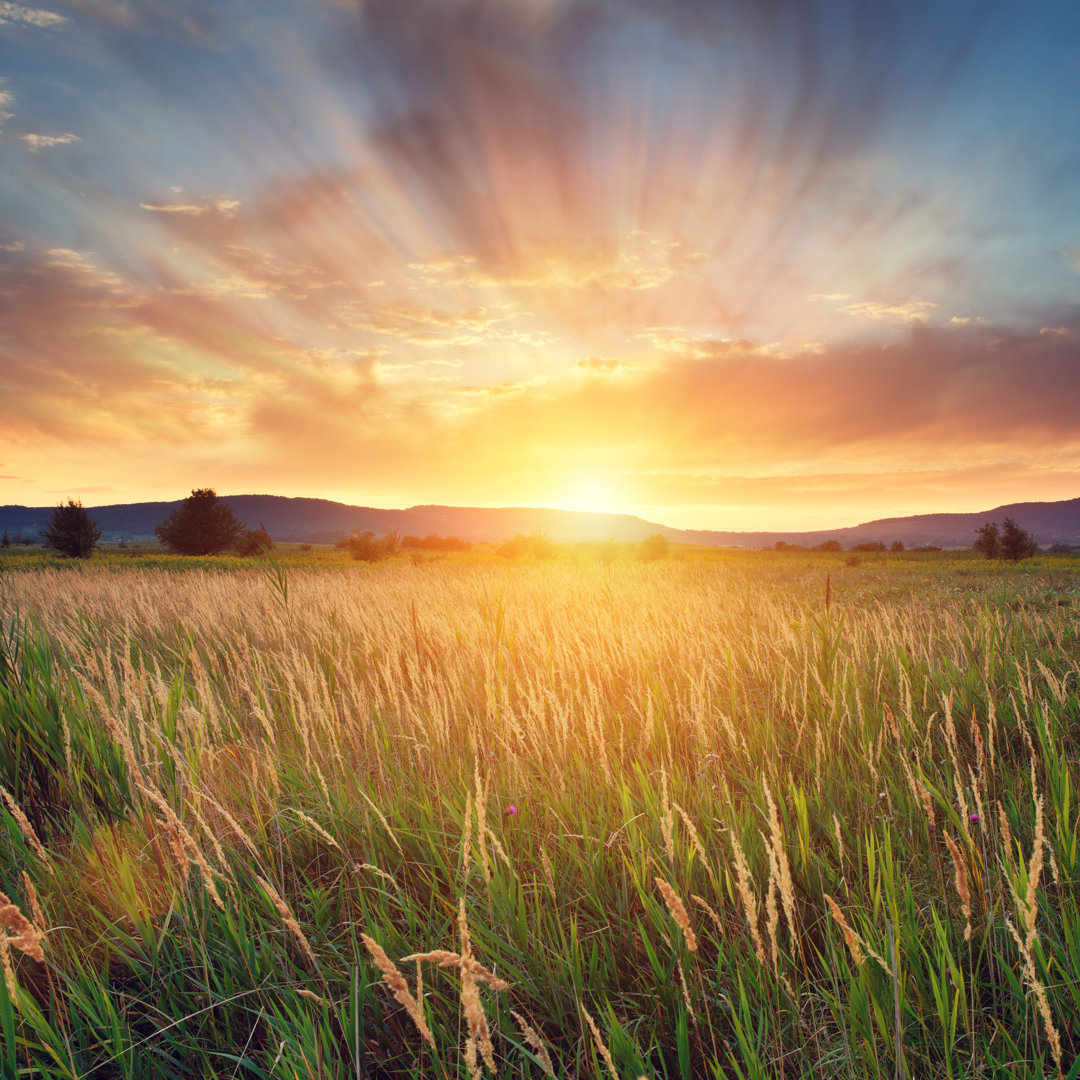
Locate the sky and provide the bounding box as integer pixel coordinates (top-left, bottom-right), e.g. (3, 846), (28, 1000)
(1, 0), (1079, 531)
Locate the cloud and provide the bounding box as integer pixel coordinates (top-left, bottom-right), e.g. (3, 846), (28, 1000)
(0, 83), (13, 132)
(139, 198), (240, 215)
(843, 299), (940, 322)
(0, 240), (23, 251)
(0, 2), (64, 27)
(19, 132), (80, 150)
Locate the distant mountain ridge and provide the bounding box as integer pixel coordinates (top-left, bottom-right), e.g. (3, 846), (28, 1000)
(2, 493), (1079, 548)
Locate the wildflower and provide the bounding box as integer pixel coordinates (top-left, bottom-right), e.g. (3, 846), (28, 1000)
(506, 805), (518, 816)
(970, 812), (980, 824)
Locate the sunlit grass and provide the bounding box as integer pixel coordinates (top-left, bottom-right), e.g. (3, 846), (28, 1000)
(1, 550), (1078, 1076)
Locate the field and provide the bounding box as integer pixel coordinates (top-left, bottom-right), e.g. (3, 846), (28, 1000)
(1, 548), (1079, 1078)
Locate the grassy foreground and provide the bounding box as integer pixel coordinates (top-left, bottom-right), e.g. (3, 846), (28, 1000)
(1, 551), (1079, 1078)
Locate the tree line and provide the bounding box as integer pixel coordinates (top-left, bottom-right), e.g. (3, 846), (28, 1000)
(20, 491), (1044, 562)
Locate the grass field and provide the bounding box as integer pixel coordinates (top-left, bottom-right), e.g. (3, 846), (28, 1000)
(1, 548), (1079, 1077)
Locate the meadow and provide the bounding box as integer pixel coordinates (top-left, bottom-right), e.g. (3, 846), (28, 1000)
(0, 547), (1078, 1078)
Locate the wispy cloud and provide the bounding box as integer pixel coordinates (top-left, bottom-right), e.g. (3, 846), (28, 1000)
(139, 198), (240, 215)
(19, 132), (80, 150)
(0, 2), (64, 27)
(844, 299), (940, 322)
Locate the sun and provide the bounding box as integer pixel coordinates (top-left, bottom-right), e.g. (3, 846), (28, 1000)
(557, 471), (621, 515)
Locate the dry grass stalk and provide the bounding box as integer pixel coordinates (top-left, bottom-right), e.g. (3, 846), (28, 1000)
(729, 829), (766, 965)
(0, 891), (45, 963)
(692, 894), (724, 938)
(765, 848), (781, 971)
(1024, 795), (1045, 947)
(832, 813), (846, 870)
(0, 784), (52, 870)
(256, 875), (320, 975)
(402, 949), (509, 991)
(997, 801), (1014, 859)
(676, 959), (696, 1021)
(510, 1010), (556, 1078)
(672, 802), (710, 875)
(659, 767), (675, 863)
(655, 877), (697, 953)
(20, 873), (45, 934)
(1005, 916), (1063, 1079)
(138, 785), (224, 910)
(0, 889), (45, 999)
(355, 862), (398, 888)
(361, 933), (435, 1049)
(764, 779), (797, 941)
(917, 782), (936, 829)
(943, 832), (972, 942)
(540, 845), (556, 902)
(582, 1005), (619, 1080)
(291, 808), (340, 850)
(824, 894), (886, 970)
(473, 764), (491, 886)
(356, 787), (403, 856)
(462, 790), (473, 879)
(458, 899), (496, 1073)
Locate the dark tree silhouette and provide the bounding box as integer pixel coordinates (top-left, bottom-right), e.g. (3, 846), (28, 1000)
(155, 489), (244, 555)
(973, 522), (1000, 559)
(40, 499), (101, 558)
(998, 517), (1037, 561)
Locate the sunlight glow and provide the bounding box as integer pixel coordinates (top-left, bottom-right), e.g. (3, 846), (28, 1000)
(557, 471), (621, 515)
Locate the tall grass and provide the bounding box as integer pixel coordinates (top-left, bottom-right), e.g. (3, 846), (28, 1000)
(0, 552), (1078, 1077)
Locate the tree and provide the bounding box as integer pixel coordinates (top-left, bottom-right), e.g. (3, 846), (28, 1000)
(813, 540), (843, 553)
(40, 499), (101, 558)
(637, 533), (670, 562)
(973, 522), (1000, 559)
(155, 489), (244, 555)
(890, 541), (905, 552)
(998, 517), (1037, 561)
(1, 531), (8, 549)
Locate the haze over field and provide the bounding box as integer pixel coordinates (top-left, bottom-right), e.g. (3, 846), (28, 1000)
(2, 1), (1079, 529)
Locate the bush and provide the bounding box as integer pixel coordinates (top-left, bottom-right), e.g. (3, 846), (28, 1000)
(155, 489), (244, 555)
(848, 541), (886, 553)
(890, 541), (905, 552)
(346, 530), (400, 562)
(814, 540), (843, 552)
(236, 524), (274, 557)
(40, 499), (101, 558)
(496, 531), (555, 560)
(637, 534), (670, 562)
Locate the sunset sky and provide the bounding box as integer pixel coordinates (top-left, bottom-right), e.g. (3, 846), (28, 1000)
(2, 0), (1079, 530)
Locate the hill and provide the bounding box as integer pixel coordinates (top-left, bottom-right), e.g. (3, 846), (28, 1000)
(1, 494), (1078, 548)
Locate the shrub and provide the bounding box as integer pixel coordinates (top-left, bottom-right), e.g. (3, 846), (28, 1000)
(890, 540), (905, 552)
(40, 499), (101, 559)
(347, 529), (400, 562)
(637, 533), (670, 562)
(848, 541), (886, 553)
(497, 531), (555, 560)
(814, 540), (842, 552)
(155, 489), (244, 555)
(236, 524), (274, 557)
